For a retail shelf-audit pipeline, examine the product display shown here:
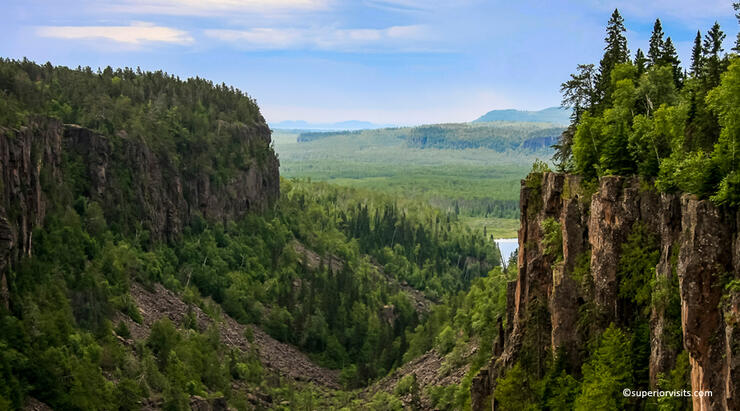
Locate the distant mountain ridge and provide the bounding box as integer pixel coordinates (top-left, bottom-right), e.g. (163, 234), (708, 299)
(473, 106), (570, 125)
(270, 120), (395, 131)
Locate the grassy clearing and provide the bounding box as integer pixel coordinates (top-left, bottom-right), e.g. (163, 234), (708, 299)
(460, 216), (520, 238)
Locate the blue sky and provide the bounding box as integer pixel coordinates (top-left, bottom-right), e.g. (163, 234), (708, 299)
(2, 1), (738, 125)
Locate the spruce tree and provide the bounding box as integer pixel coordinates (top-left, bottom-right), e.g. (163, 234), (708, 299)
(634, 48), (647, 77)
(662, 37), (682, 87)
(556, 63), (597, 171)
(703, 22), (726, 88)
(561, 63), (597, 121)
(648, 19), (665, 66)
(691, 30), (704, 77)
(596, 9), (630, 108)
(734, 2), (740, 52)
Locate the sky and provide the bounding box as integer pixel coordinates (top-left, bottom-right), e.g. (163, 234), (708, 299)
(2, 0), (738, 125)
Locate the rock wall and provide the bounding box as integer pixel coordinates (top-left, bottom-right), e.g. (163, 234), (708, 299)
(472, 172), (739, 410)
(0, 118), (279, 308)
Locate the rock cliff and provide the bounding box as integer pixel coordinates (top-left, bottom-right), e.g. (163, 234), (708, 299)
(0, 117), (279, 308)
(472, 172), (739, 410)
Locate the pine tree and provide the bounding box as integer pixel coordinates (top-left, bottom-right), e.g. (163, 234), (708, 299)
(560, 63), (597, 120)
(691, 30), (704, 76)
(662, 37), (682, 87)
(648, 19), (665, 66)
(734, 2), (740, 52)
(634, 48), (647, 77)
(703, 22), (726, 88)
(596, 9), (630, 107)
(555, 63), (597, 171)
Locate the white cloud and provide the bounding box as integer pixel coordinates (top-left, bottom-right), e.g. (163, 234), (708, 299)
(37, 22), (193, 45)
(109, 0), (329, 16)
(204, 25), (431, 51)
(362, 0), (465, 12)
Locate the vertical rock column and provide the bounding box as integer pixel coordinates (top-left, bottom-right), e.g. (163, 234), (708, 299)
(677, 196), (732, 410)
(649, 193), (681, 387)
(549, 175), (588, 366)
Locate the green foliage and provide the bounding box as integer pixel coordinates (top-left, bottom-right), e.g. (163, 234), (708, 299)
(0, 158), (501, 407)
(544, 371), (581, 411)
(299, 122), (563, 152)
(656, 351), (691, 410)
(114, 321), (131, 339)
(367, 391), (404, 410)
(618, 222), (660, 317)
(574, 325), (633, 410)
(570, 251), (591, 285)
(434, 326), (456, 355)
(706, 57), (740, 205)
(494, 363), (538, 410)
(542, 217), (563, 262)
(0, 59), (271, 193)
(394, 373), (418, 396)
(557, 13), (740, 206)
(275, 122), (557, 237)
(652, 246), (683, 352)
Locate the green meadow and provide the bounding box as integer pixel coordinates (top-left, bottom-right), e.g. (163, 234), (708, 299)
(273, 123), (560, 237)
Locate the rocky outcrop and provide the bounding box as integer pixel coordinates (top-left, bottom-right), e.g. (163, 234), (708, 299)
(365, 346), (476, 409)
(0, 118), (279, 308)
(61, 121), (279, 240)
(678, 197), (734, 410)
(471, 172), (739, 410)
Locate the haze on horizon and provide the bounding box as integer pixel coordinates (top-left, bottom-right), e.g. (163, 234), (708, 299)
(2, 0), (737, 126)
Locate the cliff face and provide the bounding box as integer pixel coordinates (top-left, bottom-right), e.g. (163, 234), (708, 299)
(472, 172), (739, 410)
(0, 118), (279, 307)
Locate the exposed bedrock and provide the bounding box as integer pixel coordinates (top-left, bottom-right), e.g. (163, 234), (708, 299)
(471, 172), (739, 410)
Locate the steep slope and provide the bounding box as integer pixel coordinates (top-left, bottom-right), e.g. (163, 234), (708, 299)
(472, 172), (739, 410)
(0, 118), (279, 309)
(121, 282), (340, 389)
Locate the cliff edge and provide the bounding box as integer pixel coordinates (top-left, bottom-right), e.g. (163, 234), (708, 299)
(0, 117), (280, 308)
(472, 172), (739, 410)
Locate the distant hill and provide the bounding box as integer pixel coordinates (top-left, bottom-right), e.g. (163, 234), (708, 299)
(473, 107), (570, 125)
(295, 121), (564, 152)
(270, 120), (394, 131)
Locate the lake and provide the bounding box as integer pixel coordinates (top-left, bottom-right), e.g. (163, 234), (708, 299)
(495, 238), (518, 268)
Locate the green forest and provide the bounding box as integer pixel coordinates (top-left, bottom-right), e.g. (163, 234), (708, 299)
(0, 58), (511, 409)
(0, 176), (500, 409)
(2, 2), (739, 410)
(297, 122), (563, 152)
(273, 122), (557, 236)
(554, 10), (740, 206)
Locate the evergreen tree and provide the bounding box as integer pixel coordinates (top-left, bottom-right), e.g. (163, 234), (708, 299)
(691, 30), (704, 76)
(734, 2), (740, 52)
(574, 325), (633, 410)
(596, 9), (630, 107)
(662, 37), (683, 87)
(560, 63), (598, 121)
(634, 48), (647, 77)
(703, 21), (726, 88)
(648, 19), (665, 66)
(555, 63), (597, 171)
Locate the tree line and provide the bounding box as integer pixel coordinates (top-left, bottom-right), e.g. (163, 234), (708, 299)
(554, 7), (740, 206)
